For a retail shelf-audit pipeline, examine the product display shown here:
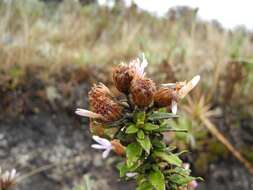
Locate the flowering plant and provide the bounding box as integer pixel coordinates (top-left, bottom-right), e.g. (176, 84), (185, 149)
(76, 54), (202, 190)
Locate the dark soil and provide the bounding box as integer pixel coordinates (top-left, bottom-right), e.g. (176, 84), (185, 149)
(0, 65), (252, 190)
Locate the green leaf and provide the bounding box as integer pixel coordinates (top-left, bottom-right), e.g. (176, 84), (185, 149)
(126, 124), (139, 134)
(117, 163), (129, 177)
(137, 135), (151, 154)
(154, 122), (187, 133)
(143, 123), (159, 131)
(168, 174), (195, 186)
(135, 111), (146, 125)
(153, 151), (182, 167)
(137, 181), (153, 190)
(137, 130), (145, 139)
(148, 112), (178, 121)
(152, 138), (166, 149)
(149, 169), (165, 190)
(126, 142), (143, 167)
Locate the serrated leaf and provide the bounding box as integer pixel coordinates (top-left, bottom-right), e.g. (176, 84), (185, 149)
(153, 151), (182, 167)
(149, 169), (165, 190)
(137, 135), (151, 154)
(143, 123), (159, 131)
(148, 112), (179, 121)
(126, 124), (139, 134)
(137, 130), (145, 139)
(126, 142), (143, 167)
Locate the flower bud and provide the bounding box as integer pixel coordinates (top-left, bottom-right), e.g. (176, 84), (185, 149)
(130, 78), (156, 108)
(89, 84), (123, 122)
(113, 65), (135, 94)
(111, 139), (125, 156)
(154, 88), (178, 107)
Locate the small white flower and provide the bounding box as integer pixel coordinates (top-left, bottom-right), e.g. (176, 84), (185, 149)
(75, 108), (104, 119)
(0, 168), (19, 190)
(129, 53), (148, 77)
(126, 172), (138, 178)
(91, 136), (113, 159)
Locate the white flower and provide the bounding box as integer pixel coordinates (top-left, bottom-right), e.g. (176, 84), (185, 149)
(91, 136), (113, 159)
(126, 172), (138, 178)
(0, 168), (19, 190)
(129, 53), (148, 77)
(75, 108), (104, 119)
(162, 75), (200, 114)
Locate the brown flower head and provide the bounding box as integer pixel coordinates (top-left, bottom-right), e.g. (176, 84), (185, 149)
(154, 87), (178, 107)
(130, 77), (156, 108)
(113, 54), (148, 94)
(89, 84), (123, 122)
(113, 64), (135, 94)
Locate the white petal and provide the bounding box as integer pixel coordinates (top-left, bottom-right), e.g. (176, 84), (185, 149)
(182, 163), (190, 170)
(161, 83), (177, 88)
(75, 108), (103, 119)
(178, 75), (200, 99)
(102, 148), (111, 159)
(192, 75), (200, 87)
(92, 136), (111, 147)
(171, 100), (177, 114)
(91, 144), (106, 150)
(10, 169), (16, 179)
(126, 172), (138, 177)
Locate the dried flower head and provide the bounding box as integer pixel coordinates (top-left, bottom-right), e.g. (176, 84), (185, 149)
(130, 77), (156, 108)
(113, 64), (135, 94)
(89, 84), (123, 122)
(113, 54), (148, 94)
(157, 75), (200, 114)
(0, 168), (18, 190)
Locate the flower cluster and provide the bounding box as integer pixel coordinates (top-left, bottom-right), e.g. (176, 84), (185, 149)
(0, 168), (18, 190)
(76, 54), (201, 190)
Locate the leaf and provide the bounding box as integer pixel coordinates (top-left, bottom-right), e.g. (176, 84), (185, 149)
(154, 122), (187, 133)
(149, 169), (165, 190)
(153, 151), (182, 167)
(143, 123), (159, 131)
(137, 135), (151, 154)
(137, 181), (153, 190)
(126, 142), (143, 167)
(126, 124), (139, 134)
(168, 174), (195, 186)
(137, 130), (145, 139)
(135, 111), (146, 125)
(117, 163), (129, 177)
(148, 112), (179, 121)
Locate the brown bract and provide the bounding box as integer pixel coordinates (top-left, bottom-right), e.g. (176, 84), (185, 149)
(113, 65), (135, 94)
(89, 84), (123, 122)
(154, 88), (178, 107)
(111, 139), (125, 156)
(130, 77), (156, 108)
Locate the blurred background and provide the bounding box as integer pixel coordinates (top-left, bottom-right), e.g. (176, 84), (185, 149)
(0, 0), (253, 190)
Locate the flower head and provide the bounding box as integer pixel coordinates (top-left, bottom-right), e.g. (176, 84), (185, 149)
(158, 75), (200, 114)
(89, 84), (123, 122)
(130, 77), (156, 108)
(113, 53), (148, 94)
(0, 168), (18, 190)
(91, 136), (113, 159)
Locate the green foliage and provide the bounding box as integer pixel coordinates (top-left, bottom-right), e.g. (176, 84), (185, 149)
(115, 110), (200, 190)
